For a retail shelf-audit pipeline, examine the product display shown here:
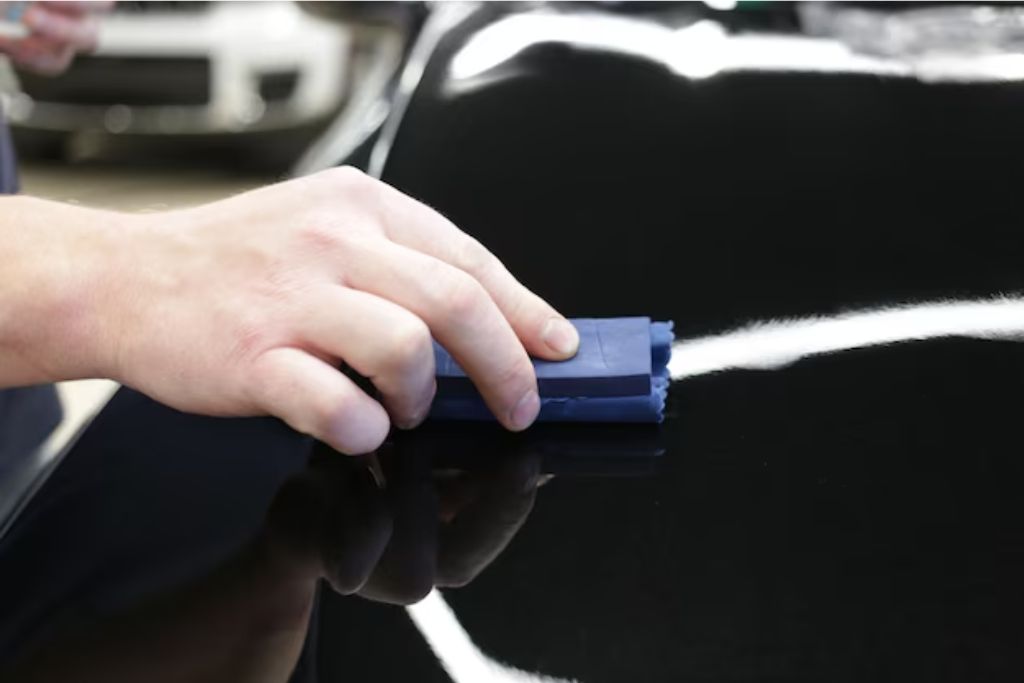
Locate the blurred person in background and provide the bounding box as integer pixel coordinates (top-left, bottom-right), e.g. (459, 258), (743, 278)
(0, 1), (579, 465)
(0, 1), (107, 77)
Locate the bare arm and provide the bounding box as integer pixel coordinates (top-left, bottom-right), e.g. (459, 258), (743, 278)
(0, 169), (579, 453)
(0, 195), (126, 386)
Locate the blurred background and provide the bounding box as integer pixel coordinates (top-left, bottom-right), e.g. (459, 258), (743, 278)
(5, 0), (425, 199)
(2, 0), (810, 204)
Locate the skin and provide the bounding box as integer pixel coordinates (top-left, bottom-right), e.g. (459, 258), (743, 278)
(0, 1), (111, 75)
(0, 168), (580, 453)
(0, 3), (578, 449)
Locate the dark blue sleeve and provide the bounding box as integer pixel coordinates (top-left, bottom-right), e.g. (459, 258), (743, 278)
(0, 116), (63, 473)
(0, 113), (17, 194)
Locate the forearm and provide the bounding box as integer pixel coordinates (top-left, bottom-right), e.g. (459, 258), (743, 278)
(0, 195), (129, 387)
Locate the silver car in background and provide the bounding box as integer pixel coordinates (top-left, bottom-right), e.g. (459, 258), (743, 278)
(5, 1), (352, 137)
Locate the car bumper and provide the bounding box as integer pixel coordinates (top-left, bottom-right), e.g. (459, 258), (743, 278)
(6, 1), (351, 135)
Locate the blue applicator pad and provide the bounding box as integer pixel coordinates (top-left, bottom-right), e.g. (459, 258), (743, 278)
(430, 317), (673, 423)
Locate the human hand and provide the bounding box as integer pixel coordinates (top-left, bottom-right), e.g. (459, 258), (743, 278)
(0, 1), (112, 75)
(86, 168), (577, 453)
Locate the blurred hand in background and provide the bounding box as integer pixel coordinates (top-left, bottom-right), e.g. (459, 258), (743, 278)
(0, 1), (113, 75)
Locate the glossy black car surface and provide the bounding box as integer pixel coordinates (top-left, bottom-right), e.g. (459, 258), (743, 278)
(2, 4), (1024, 681)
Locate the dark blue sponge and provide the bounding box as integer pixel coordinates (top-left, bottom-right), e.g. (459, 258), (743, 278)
(430, 317), (673, 423)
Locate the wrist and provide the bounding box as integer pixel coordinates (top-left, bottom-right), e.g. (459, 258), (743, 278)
(62, 204), (149, 384)
(1, 196), (143, 384)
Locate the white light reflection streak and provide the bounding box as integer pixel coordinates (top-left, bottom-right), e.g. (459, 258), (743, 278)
(448, 12), (908, 84)
(449, 10), (1024, 88)
(669, 297), (1024, 380)
(407, 590), (581, 683)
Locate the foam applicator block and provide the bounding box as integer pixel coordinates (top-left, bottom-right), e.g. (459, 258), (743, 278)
(430, 317), (673, 423)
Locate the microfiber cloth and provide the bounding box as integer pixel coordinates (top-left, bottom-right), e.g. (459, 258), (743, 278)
(430, 317), (673, 423)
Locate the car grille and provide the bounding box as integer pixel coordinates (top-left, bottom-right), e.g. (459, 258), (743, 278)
(18, 56), (210, 106)
(115, 1), (210, 13)
(258, 71), (300, 102)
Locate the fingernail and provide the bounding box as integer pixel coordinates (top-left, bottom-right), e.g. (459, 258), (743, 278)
(510, 390), (540, 431)
(541, 318), (579, 356)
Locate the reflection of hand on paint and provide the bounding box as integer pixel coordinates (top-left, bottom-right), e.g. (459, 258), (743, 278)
(0, 1), (112, 75)
(1, 448), (540, 681)
(2, 504), (320, 682)
(268, 445), (541, 605)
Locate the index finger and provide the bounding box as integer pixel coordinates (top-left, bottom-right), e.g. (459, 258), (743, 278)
(339, 237), (541, 432)
(369, 179), (580, 361)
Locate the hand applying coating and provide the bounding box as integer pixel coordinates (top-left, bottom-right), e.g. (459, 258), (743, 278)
(0, 167), (579, 453)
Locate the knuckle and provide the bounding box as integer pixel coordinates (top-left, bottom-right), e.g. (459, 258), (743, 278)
(323, 166), (380, 206)
(494, 359), (534, 399)
(455, 236), (500, 277)
(308, 387), (358, 436)
(382, 318), (433, 374)
(294, 217), (372, 260)
(324, 165), (369, 188)
(228, 320), (268, 364)
(296, 219), (344, 254)
(434, 270), (488, 323)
